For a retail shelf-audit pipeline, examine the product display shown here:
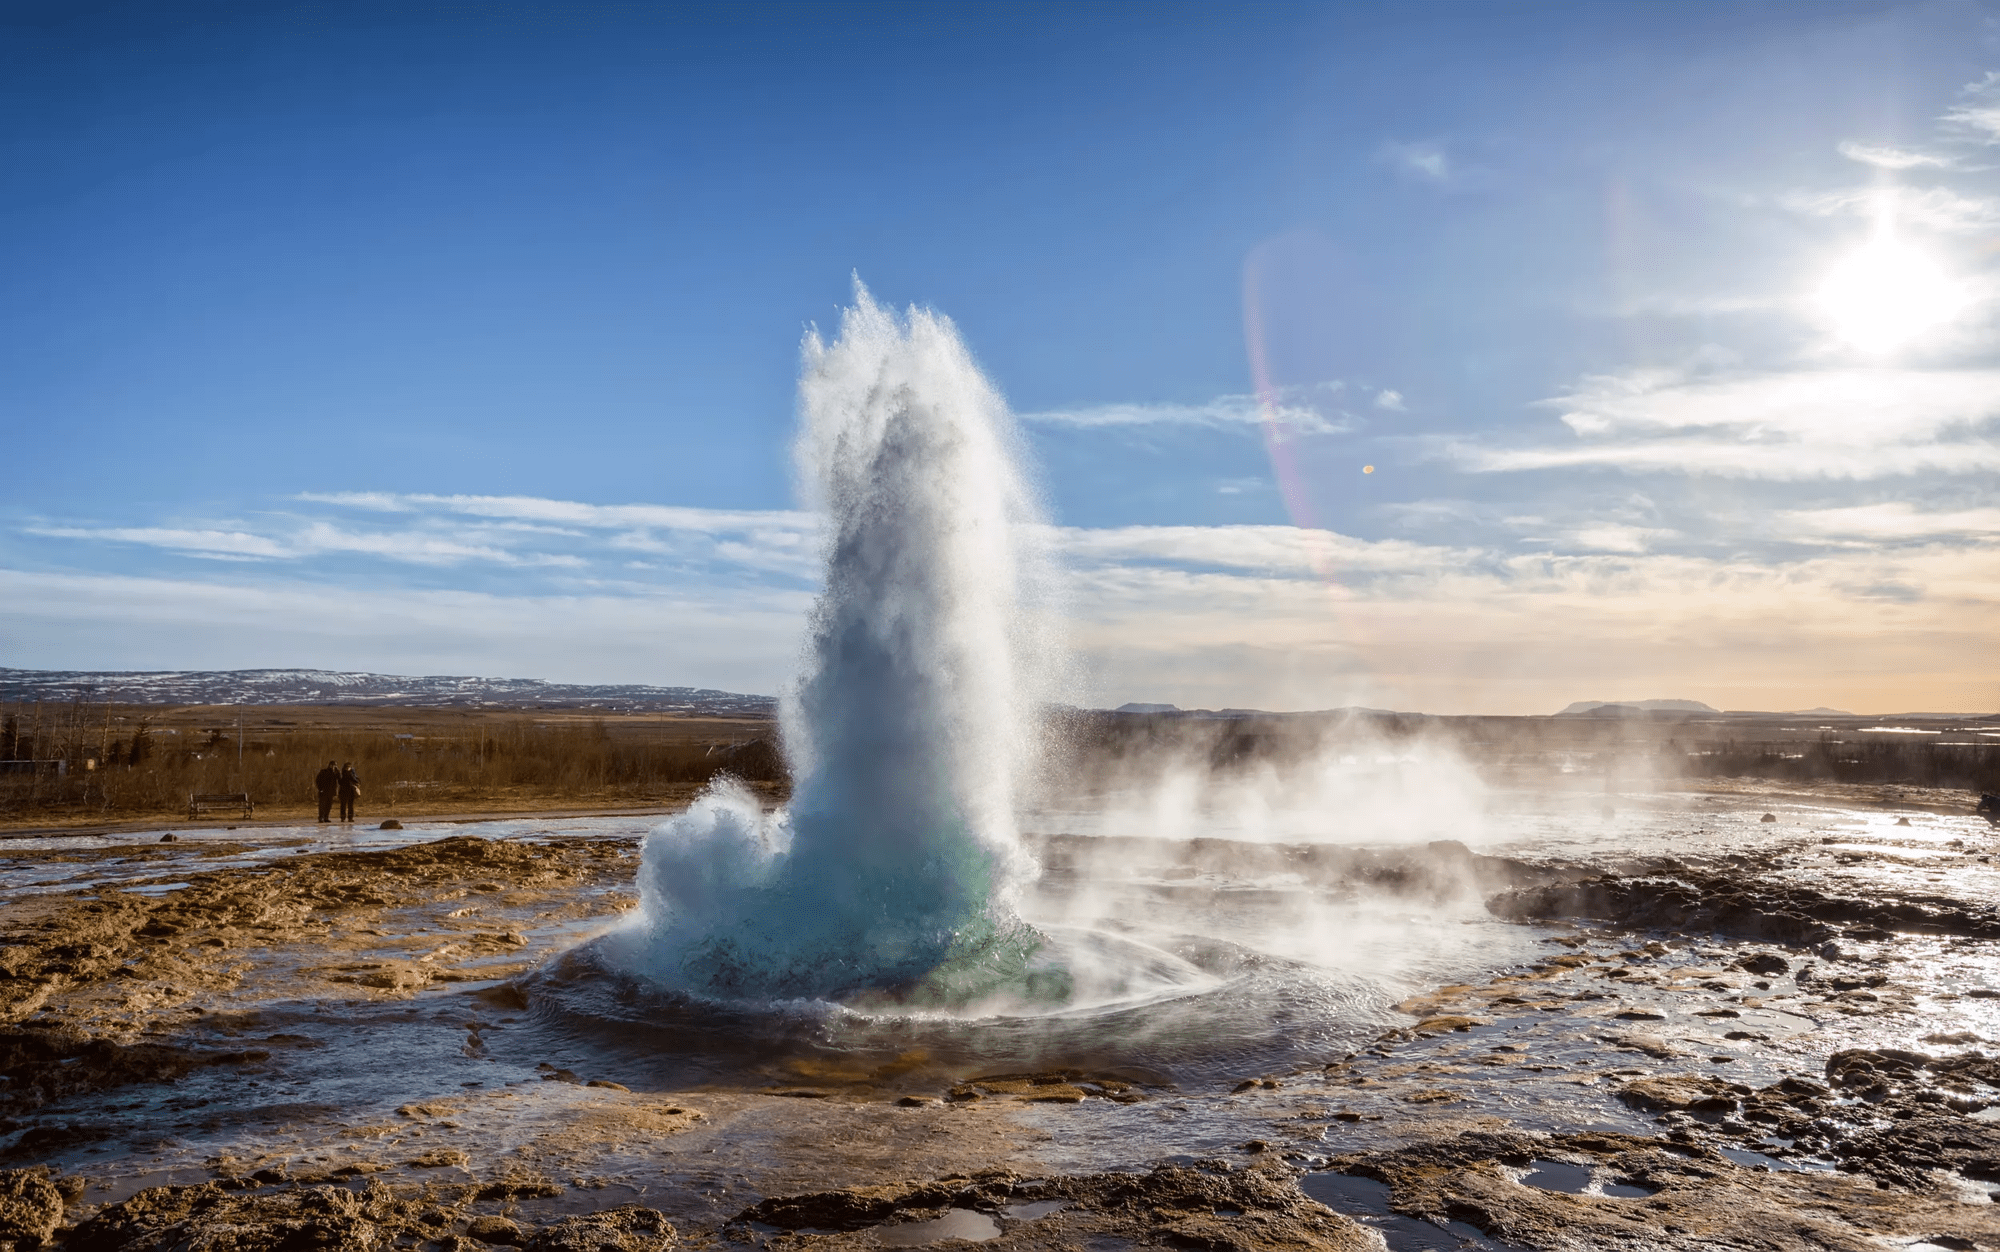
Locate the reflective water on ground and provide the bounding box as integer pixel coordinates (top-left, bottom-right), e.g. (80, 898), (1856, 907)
(8, 783), (1997, 1219)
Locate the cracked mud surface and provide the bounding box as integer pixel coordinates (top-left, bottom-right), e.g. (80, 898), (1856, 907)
(2, 787), (1998, 1250)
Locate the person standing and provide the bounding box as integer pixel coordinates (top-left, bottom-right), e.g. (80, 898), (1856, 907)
(314, 760), (338, 823)
(337, 762), (360, 823)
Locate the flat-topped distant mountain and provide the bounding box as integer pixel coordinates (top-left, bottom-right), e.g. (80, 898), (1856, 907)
(1555, 699), (1719, 717)
(1557, 699), (1894, 719)
(0, 667), (776, 715)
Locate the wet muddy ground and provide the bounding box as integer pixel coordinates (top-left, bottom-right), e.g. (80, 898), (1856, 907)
(3, 788), (1998, 1251)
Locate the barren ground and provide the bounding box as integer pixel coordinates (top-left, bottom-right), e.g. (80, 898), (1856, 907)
(1, 781), (1997, 1251)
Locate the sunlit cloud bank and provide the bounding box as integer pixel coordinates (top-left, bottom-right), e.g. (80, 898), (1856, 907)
(7, 494), (1994, 714)
(1777, 503), (2000, 544)
(26, 494), (822, 581)
(0, 567), (810, 696)
(1063, 535), (1999, 714)
(1448, 367), (2000, 479)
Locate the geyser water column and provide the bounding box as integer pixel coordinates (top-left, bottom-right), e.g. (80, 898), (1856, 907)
(628, 285), (1052, 1004)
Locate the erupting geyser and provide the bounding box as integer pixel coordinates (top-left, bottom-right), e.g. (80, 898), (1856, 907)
(624, 285), (1055, 1004)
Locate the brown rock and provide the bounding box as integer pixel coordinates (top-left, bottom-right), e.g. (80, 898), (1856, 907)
(66, 1182), (380, 1252)
(0, 1030), (202, 1115)
(404, 1149), (470, 1169)
(1404, 1088), (1462, 1104)
(524, 1206), (674, 1252)
(1413, 1015), (1486, 1034)
(465, 1215), (525, 1246)
(0, 1170), (64, 1249)
(1618, 1075), (1744, 1112)
(732, 1165), (1371, 1249)
(1324, 1129), (1985, 1251)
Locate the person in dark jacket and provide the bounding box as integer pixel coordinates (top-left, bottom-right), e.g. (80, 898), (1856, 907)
(337, 762), (360, 822)
(314, 760), (339, 823)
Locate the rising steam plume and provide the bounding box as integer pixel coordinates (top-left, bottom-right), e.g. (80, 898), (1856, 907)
(626, 284), (1050, 1002)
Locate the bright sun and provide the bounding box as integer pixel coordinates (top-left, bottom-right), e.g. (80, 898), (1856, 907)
(1815, 235), (1966, 353)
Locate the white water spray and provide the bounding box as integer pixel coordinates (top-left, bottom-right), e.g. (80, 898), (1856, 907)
(626, 285), (1052, 1003)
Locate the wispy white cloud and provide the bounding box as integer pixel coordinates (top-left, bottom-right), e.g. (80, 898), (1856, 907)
(299, 492), (817, 535)
(1548, 524), (1676, 554)
(1837, 141), (1956, 170)
(1053, 525), (1322, 576)
(1050, 524), (1478, 581)
(1379, 499), (1483, 530)
(1018, 392), (1349, 436)
(1382, 141), (1450, 183)
(25, 527), (292, 560)
(294, 491), (412, 513)
(293, 522), (586, 567)
(1453, 366), (2000, 479)
(1778, 502), (2000, 542)
(1780, 184), (2000, 233)
(27, 494), (824, 580)
(29, 521), (584, 567)
(1944, 71), (2000, 142)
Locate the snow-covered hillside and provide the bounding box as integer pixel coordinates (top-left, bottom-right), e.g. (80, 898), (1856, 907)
(0, 668), (775, 714)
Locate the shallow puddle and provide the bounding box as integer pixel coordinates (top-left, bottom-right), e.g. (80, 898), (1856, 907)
(874, 1208), (1001, 1245)
(1000, 1199), (1068, 1220)
(1299, 1172), (1531, 1251)
(1518, 1158), (1592, 1194)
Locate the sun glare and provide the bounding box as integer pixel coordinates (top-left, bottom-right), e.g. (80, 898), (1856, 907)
(1814, 235), (1965, 353)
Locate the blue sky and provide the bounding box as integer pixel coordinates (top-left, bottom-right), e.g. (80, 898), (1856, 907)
(4, 1), (1998, 714)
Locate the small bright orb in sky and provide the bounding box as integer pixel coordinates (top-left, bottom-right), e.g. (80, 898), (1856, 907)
(1362, 465), (1374, 474)
(1815, 235), (1965, 353)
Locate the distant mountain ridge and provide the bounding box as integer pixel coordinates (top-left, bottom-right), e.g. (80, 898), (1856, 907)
(0, 668), (776, 715)
(1557, 699), (1867, 718)
(1556, 699), (1719, 716)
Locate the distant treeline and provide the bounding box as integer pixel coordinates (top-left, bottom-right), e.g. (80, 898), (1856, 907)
(1682, 737), (2000, 792)
(1050, 711), (2000, 794)
(8, 698), (1994, 824)
(1050, 709), (1439, 773)
(0, 701), (784, 822)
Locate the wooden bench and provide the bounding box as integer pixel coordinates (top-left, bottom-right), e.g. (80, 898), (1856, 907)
(187, 792), (254, 820)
